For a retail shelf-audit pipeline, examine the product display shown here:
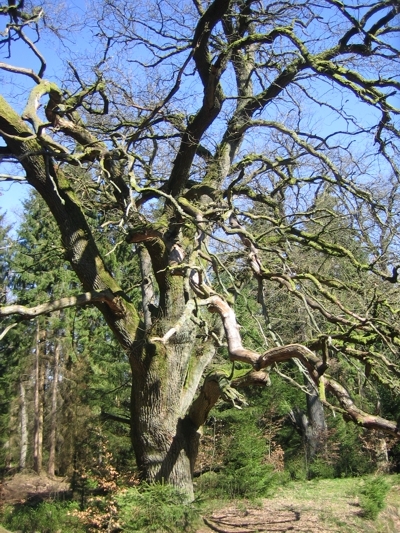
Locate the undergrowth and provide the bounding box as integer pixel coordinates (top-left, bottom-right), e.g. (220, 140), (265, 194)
(196, 407), (283, 500)
(116, 482), (200, 533)
(358, 475), (390, 520)
(0, 500), (84, 533)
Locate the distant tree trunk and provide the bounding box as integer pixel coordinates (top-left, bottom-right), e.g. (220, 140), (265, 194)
(33, 320), (44, 475)
(47, 339), (60, 478)
(19, 380), (28, 471)
(290, 379), (327, 474)
(292, 318), (327, 470)
(376, 438), (390, 473)
(304, 379), (327, 462)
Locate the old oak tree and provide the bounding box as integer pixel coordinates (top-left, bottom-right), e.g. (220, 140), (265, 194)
(0, 0), (399, 498)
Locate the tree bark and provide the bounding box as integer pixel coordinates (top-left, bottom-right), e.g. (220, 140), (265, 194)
(305, 380), (327, 462)
(290, 379), (327, 474)
(129, 272), (213, 500)
(33, 320), (44, 475)
(19, 380), (28, 471)
(47, 338), (60, 478)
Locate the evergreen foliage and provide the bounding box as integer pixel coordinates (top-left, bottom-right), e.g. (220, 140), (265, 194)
(116, 483), (199, 532)
(0, 501), (84, 533)
(197, 404), (282, 499)
(358, 476), (390, 520)
(0, 192), (134, 476)
(0, 213), (14, 470)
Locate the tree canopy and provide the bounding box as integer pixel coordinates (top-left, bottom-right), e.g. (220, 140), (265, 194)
(0, 0), (399, 498)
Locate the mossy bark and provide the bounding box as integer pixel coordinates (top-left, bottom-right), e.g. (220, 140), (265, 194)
(129, 273), (208, 499)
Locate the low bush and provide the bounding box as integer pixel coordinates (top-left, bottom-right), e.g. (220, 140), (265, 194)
(0, 500), (84, 533)
(116, 482), (199, 532)
(358, 476), (390, 520)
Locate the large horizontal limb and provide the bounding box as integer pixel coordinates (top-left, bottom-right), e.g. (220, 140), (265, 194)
(324, 378), (400, 436)
(196, 294), (261, 366)
(0, 290), (121, 319)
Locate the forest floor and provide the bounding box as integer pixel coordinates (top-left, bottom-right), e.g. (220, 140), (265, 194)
(0, 472), (71, 506)
(196, 477), (400, 533)
(1, 474), (400, 532)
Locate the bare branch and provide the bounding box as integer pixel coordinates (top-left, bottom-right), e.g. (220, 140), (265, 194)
(0, 322), (18, 340)
(0, 173), (26, 181)
(0, 290), (116, 319)
(0, 61), (41, 83)
(100, 411), (131, 425)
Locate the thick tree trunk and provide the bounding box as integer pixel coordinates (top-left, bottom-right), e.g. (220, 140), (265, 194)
(129, 341), (200, 499)
(129, 274), (213, 500)
(130, 406), (200, 501)
(47, 339), (60, 478)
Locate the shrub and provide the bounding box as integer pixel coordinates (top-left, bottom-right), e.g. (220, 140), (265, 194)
(358, 476), (390, 520)
(116, 482), (199, 532)
(285, 456), (307, 481)
(0, 500), (84, 533)
(330, 418), (375, 478)
(198, 408), (280, 499)
(215, 460), (278, 500)
(307, 457), (335, 480)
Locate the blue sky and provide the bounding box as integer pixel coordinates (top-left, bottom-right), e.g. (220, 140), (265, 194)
(0, 182), (30, 228)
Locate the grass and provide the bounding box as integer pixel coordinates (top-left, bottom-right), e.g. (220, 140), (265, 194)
(202, 475), (400, 533)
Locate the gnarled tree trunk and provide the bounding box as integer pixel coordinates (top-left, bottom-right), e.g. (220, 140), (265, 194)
(128, 263), (217, 498)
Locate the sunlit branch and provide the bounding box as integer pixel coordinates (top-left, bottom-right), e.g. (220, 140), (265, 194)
(0, 61), (41, 83)
(0, 290), (117, 319)
(0, 173), (26, 181)
(0, 322), (18, 340)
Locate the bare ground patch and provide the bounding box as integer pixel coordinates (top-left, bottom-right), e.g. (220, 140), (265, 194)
(0, 473), (71, 506)
(197, 498), (353, 533)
